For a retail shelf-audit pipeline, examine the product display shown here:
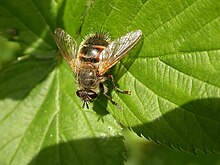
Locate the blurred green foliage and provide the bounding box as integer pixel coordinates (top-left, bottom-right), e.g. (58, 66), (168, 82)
(0, 36), (21, 70)
(123, 129), (220, 165)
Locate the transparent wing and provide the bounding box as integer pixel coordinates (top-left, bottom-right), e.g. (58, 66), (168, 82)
(98, 30), (142, 75)
(54, 28), (77, 71)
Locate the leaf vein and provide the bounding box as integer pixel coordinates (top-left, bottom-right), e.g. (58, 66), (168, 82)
(158, 58), (220, 90)
(8, 70), (55, 164)
(157, 97), (189, 145)
(55, 66), (61, 164)
(120, 61), (220, 124)
(30, 0), (53, 32)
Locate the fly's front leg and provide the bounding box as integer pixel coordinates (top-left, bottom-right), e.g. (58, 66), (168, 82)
(106, 74), (131, 95)
(100, 83), (122, 110)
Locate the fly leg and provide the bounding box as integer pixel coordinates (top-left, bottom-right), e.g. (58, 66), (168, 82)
(106, 74), (131, 95)
(100, 83), (122, 110)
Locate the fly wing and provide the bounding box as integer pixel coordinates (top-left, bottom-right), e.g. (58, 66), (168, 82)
(98, 30), (142, 75)
(54, 28), (78, 71)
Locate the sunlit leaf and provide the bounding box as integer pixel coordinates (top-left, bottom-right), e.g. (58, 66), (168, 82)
(81, 0), (220, 154)
(0, 1), (220, 165)
(0, 57), (125, 164)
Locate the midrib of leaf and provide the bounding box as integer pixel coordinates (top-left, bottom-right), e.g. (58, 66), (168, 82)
(55, 64), (61, 164)
(0, 2), (53, 48)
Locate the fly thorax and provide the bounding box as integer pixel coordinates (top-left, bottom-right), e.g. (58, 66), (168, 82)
(78, 69), (98, 88)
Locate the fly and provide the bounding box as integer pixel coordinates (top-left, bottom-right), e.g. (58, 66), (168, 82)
(54, 28), (142, 108)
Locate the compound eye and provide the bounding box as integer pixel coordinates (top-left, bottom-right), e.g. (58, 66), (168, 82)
(76, 90), (83, 97)
(88, 90), (98, 99)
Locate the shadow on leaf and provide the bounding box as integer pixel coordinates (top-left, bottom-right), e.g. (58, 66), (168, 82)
(132, 98), (220, 154)
(0, 56), (56, 100)
(29, 137), (126, 165)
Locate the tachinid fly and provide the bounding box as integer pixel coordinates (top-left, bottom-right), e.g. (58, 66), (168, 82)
(54, 28), (142, 108)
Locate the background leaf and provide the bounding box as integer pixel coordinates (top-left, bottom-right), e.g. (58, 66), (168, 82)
(0, 0), (57, 56)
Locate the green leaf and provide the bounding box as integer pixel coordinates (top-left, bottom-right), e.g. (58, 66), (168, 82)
(0, 0), (86, 57)
(80, 0), (220, 153)
(0, 0), (53, 56)
(0, 57), (125, 164)
(0, 1), (220, 164)
(0, 0), (126, 164)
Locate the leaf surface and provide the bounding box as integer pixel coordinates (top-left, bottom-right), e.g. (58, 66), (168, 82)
(0, 1), (220, 164)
